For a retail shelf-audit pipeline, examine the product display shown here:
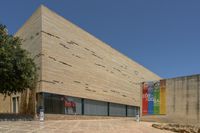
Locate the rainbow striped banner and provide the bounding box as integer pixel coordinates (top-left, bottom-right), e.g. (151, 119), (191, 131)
(142, 80), (166, 115)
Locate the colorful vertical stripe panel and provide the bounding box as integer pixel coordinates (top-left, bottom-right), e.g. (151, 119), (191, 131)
(153, 82), (160, 114)
(148, 82), (154, 115)
(142, 80), (166, 115)
(160, 80), (166, 114)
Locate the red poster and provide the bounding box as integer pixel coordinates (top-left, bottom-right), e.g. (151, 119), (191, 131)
(142, 82), (148, 115)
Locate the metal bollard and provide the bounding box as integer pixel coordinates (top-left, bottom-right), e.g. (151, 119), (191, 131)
(39, 108), (44, 121)
(136, 114), (140, 122)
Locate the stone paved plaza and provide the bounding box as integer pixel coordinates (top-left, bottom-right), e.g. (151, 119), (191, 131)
(0, 118), (172, 133)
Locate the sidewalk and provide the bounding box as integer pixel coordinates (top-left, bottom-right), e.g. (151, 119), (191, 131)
(0, 118), (172, 133)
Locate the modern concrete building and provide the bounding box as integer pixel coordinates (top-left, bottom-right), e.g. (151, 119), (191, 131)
(0, 5), (160, 116)
(0, 5), (199, 124)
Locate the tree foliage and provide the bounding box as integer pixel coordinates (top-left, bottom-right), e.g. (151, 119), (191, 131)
(0, 24), (37, 96)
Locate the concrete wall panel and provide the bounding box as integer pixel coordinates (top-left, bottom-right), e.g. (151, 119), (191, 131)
(165, 75), (200, 124)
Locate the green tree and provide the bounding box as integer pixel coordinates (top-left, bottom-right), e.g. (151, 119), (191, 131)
(0, 24), (37, 96)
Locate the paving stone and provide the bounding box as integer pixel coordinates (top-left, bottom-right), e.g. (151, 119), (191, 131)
(0, 118), (173, 133)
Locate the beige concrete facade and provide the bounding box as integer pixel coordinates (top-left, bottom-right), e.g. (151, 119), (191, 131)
(0, 94), (11, 113)
(1, 5), (160, 113)
(0, 94), (20, 113)
(39, 6), (160, 106)
(16, 5), (159, 106)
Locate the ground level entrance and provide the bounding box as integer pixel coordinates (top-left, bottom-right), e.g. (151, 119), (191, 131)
(37, 92), (139, 117)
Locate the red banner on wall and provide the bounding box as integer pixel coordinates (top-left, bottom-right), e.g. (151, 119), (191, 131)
(142, 82), (148, 115)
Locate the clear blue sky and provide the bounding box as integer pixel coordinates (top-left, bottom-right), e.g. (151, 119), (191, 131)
(0, 0), (200, 79)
